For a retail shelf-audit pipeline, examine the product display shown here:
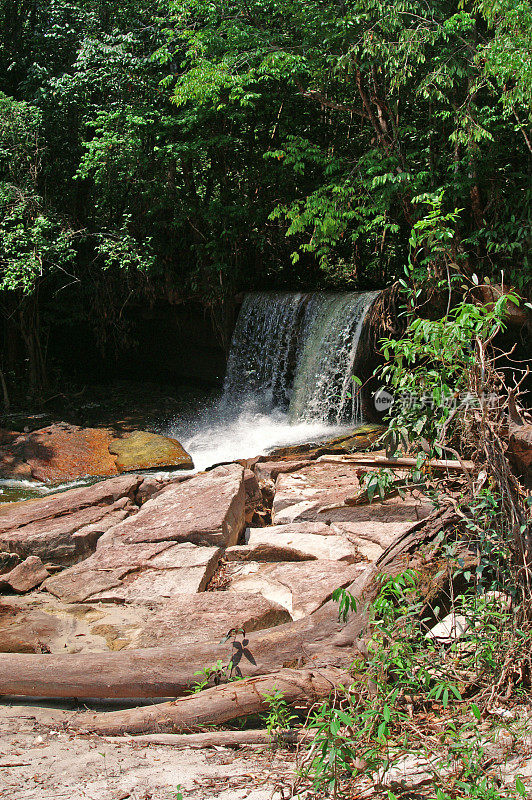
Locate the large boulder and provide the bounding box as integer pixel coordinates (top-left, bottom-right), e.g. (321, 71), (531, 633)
(0, 498), (135, 565)
(0, 423), (193, 482)
(102, 463), (246, 548)
(108, 429), (192, 472)
(0, 474), (142, 533)
(133, 593), (291, 649)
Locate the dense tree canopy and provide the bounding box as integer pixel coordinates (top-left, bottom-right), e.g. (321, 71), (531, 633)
(0, 0), (530, 390)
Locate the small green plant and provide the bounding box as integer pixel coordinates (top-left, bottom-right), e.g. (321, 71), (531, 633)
(262, 687), (297, 738)
(175, 785), (184, 800)
(361, 468), (402, 502)
(331, 586), (357, 622)
(191, 628), (251, 691)
(303, 699), (359, 798)
(191, 659), (226, 693)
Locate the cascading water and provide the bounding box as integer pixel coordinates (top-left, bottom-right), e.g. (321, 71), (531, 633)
(173, 290), (379, 470)
(288, 291), (380, 423)
(222, 292), (307, 411)
(223, 290), (378, 422)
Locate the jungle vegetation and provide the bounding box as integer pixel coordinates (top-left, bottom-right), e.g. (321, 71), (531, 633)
(0, 0), (530, 391)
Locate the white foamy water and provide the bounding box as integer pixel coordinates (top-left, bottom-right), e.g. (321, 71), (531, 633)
(169, 399), (348, 473)
(166, 290), (379, 471)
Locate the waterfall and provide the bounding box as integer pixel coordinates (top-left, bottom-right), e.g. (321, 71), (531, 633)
(223, 292), (308, 410)
(223, 290), (379, 424)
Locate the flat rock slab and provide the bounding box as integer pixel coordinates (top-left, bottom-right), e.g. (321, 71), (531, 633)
(0, 591), (290, 654)
(44, 541), (221, 603)
(104, 464), (246, 548)
(0, 497), (135, 565)
(0, 423), (193, 482)
(225, 559), (364, 619)
(133, 593), (291, 648)
(0, 474), (142, 534)
(332, 520), (415, 561)
(272, 463), (431, 524)
(0, 556), (49, 593)
(226, 522), (358, 563)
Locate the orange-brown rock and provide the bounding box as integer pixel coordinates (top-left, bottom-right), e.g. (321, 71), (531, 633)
(0, 556), (49, 593)
(0, 423), (193, 483)
(0, 474), (142, 565)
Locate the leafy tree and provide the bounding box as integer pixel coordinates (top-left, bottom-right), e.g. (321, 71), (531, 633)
(0, 0), (529, 394)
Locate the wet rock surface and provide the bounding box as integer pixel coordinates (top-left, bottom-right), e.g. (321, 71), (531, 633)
(0, 423), (193, 482)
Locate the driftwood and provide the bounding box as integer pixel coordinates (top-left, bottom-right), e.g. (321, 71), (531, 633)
(71, 667), (350, 735)
(317, 454), (475, 471)
(104, 729), (315, 747)
(0, 506), (459, 700)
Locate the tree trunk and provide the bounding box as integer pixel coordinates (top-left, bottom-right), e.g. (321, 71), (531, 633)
(103, 729), (314, 747)
(71, 667), (351, 735)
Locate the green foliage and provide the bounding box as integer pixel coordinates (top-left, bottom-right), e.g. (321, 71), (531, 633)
(306, 565), (525, 798)
(0, 94), (75, 293)
(476, 0), (532, 113)
(378, 211), (520, 459)
(331, 586), (358, 623)
(0, 0), (530, 390)
(261, 687), (297, 737)
(361, 469), (402, 503)
(163, 0), (531, 287)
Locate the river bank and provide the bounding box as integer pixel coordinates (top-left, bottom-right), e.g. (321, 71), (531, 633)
(0, 433), (530, 799)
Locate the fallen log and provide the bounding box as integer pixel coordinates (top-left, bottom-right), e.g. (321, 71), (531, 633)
(317, 455), (475, 471)
(71, 667), (350, 735)
(0, 506), (459, 699)
(104, 729), (314, 747)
